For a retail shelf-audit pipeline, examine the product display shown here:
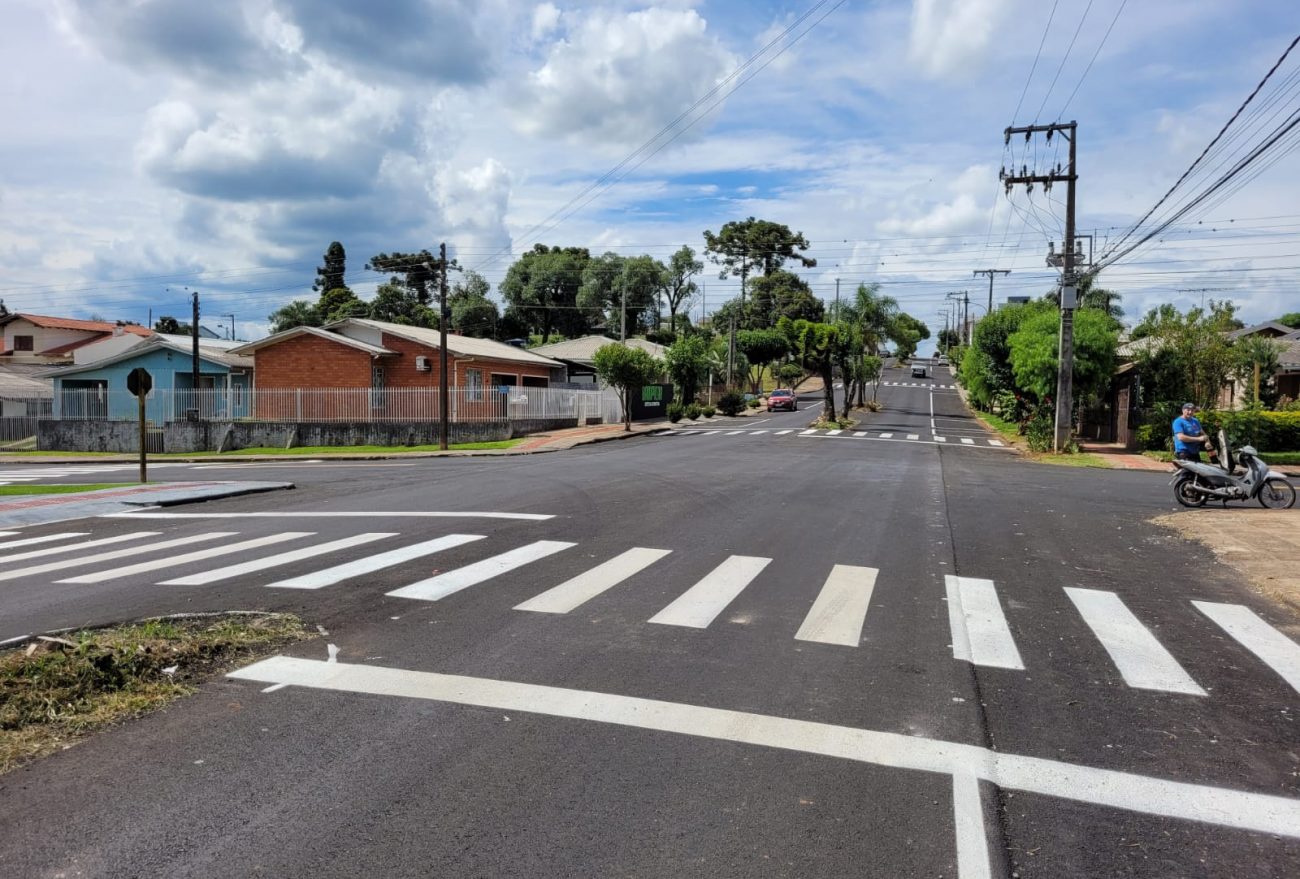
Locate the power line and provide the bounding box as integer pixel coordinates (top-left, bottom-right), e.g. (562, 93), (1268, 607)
(1012, 0), (1060, 124)
(1057, 0), (1128, 119)
(1033, 0), (1093, 122)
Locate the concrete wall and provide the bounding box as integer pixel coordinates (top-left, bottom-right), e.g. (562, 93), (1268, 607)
(38, 416), (581, 453)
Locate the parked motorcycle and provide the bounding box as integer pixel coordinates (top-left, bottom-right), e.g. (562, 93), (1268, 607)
(1170, 430), (1296, 509)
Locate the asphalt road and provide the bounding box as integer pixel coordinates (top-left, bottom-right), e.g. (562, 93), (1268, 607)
(1, 361), (1297, 878)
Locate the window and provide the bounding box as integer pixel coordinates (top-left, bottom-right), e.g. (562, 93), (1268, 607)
(466, 368), (483, 401)
(13, 335), (33, 352)
(370, 366), (386, 409)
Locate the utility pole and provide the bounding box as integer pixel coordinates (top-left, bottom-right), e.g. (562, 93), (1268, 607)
(438, 242), (450, 452)
(190, 290), (200, 416)
(962, 290), (971, 345)
(1003, 121), (1078, 452)
(727, 316), (736, 391)
(620, 273), (627, 343)
(834, 278), (840, 322)
(973, 269), (1010, 314)
(221, 313), (236, 341)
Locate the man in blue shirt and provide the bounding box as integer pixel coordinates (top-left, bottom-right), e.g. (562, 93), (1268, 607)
(1172, 402), (1215, 462)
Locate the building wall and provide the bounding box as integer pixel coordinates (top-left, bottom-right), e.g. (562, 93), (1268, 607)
(52, 347), (248, 420)
(4, 321), (101, 361)
(253, 334), (374, 390)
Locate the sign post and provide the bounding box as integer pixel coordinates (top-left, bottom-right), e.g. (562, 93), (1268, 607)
(127, 368), (153, 483)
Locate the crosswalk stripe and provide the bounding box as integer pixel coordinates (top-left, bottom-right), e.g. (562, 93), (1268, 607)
(0, 531), (17, 537)
(945, 576), (1024, 670)
(57, 532), (316, 584)
(0, 532), (89, 550)
(795, 565), (878, 647)
(878, 432), (893, 438)
(960, 438), (975, 445)
(387, 540), (576, 602)
(648, 555), (771, 629)
(853, 431), (867, 437)
(907, 434), (919, 440)
(827, 429), (843, 435)
(515, 547), (673, 614)
(1192, 601), (1300, 695)
(265, 534), (486, 590)
(0, 531), (161, 565)
(775, 430), (793, 436)
(726, 430), (745, 435)
(988, 439), (1005, 446)
(159, 533), (397, 585)
(749, 430), (767, 435)
(935, 436), (947, 442)
(800, 429), (816, 435)
(0, 533), (231, 582)
(1064, 588), (1205, 695)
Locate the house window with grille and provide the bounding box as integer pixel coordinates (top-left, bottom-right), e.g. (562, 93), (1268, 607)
(370, 365), (386, 409)
(13, 335), (33, 352)
(467, 368), (483, 401)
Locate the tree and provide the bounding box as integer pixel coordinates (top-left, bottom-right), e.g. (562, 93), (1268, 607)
(746, 270), (824, 327)
(1278, 312), (1300, 329)
(577, 253), (666, 335)
(449, 270), (499, 338)
(1044, 274), (1123, 320)
(735, 328), (790, 393)
(1232, 336), (1286, 406)
(664, 335), (711, 404)
(937, 328), (961, 351)
(1008, 307), (1119, 408)
(366, 250), (455, 304)
(703, 217), (816, 281)
(845, 283), (899, 356)
(267, 301), (321, 334)
(1132, 300), (1240, 411)
(312, 241), (350, 296)
(153, 315), (193, 335)
(500, 245), (591, 343)
(786, 318), (840, 416)
(664, 246), (702, 334)
(889, 313), (929, 360)
(958, 301), (1045, 409)
(592, 343), (664, 431)
(368, 281), (437, 328)
(317, 287), (368, 324)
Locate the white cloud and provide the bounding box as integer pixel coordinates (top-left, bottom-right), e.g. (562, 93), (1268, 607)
(438, 158), (514, 254)
(514, 6), (736, 146)
(908, 0), (1011, 80)
(531, 2), (561, 41)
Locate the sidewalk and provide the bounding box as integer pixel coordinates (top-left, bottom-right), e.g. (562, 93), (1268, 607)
(1078, 441), (1300, 477)
(0, 481), (293, 529)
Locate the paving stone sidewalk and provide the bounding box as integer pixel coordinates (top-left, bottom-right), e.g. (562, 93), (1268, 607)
(0, 482), (293, 529)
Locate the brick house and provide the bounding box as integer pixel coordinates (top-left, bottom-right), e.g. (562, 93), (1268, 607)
(231, 319), (565, 420)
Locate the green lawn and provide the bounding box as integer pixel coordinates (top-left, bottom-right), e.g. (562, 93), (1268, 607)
(972, 410), (1021, 444)
(0, 484), (129, 496)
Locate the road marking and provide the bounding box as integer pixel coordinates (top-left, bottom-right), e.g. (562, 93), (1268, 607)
(264, 534), (486, 590)
(58, 532), (316, 584)
(907, 434), (920, 440)
(960, 438), (975, 445)
(1064, 588), (1206, 696)
(929, 390), (935, 432)
(853, 431), (867, 437)
(794, 565), (878, 647)
(648, 555), (771, 629)
(159, 533), (397, 586)
(726, 430), (746, 436)
(935, 436), (947, 442)
(800, 429), (816, 435)
(749, 430), (767, 435)
(988, 439), (1005, 447)
(0, 533), (231, 582)
(826, 429), (843, 436)
(945, 576), (1024, 670)
(0, 531), (161, 566)
(953, 774), (992, 879)
(515, 547), (673, 614)
(105, 511), (555, 521)
(230, 657), (1300, 840)
(0, 532), (89, 550)
(1192, 601), (1300, 695)
(0, 531), (17, 536)
(775, 430), (793, 436)
(387, 540), (576, 602)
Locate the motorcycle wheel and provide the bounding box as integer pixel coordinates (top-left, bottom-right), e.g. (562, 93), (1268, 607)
(1174, 476), (1207, 508)
(1258, 479), (1297, 510)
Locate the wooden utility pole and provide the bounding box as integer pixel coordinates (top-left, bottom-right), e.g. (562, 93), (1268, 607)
(438, 242), (450, 451)
(1003, 121), (1078, 452)
(973, 269), (1010, 314)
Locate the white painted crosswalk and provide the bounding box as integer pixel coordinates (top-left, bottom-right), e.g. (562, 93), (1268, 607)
(2, 527), (1297, 702)
(666, 427), (1008, 448)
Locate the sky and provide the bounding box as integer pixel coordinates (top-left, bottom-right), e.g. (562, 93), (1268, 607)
(1, 0), (1298, 349)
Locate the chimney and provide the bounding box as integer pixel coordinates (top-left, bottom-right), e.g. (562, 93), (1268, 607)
(113, 322), (125, 337)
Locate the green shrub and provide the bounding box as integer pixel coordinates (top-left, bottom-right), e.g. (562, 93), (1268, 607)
(684, 402), (702, 420)
(701, 405), (716, 418)
(1134, 423), (1170, 452)
(746, 399), (760, 409)
(1025, 406), (1054, 452)
(667, 402), (684, 423)
(717, 392), (745, 416)
(777, 363), (803, 387)
(1200, 409), (1300, 451)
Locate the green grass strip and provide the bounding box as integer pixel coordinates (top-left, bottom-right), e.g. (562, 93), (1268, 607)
(0, 484), (131, 496)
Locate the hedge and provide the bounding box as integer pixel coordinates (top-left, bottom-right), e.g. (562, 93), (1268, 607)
(1139, 409), (1300, 452)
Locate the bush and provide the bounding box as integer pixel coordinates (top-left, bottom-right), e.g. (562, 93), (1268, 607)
(1134, 423), (1169, 452)
(667, 402), (684, 423)
(717, 392), (745, 416)
(701, 405), (716, 418)
(777, 363), (803, 387)
(746, 399), (761, 409)
(684, 402), (702, 420)
(1200, 409), (1300, 452)
(1024, 405), (1054, 452)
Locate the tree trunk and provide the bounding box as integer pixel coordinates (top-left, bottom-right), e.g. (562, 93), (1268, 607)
(624, 386), (631, 431)
(669, 307), (676, 335)
(821, 367), (835, 417)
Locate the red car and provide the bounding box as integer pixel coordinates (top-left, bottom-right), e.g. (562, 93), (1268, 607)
(767, 389), (797, 411)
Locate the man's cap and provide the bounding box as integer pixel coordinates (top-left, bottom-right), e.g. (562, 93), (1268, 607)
(1182, 402), (1196, 410)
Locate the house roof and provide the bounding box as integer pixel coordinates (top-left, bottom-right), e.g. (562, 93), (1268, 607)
(229, 325), (396, 357)
(1, 313), (153, 336)
(1279, 339), (1300, 369)
(0, 367), (52, 399)
(38, 337), (106, 357)
(529, 335), (665, 364)
(333, 319), (564, 368)
(1225, 321), (1295, 340)
(38, 336), (253, 378)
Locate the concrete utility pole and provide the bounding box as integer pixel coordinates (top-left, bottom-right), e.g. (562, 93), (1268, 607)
(190, 290), (200, 414)
(973, 269), (1010, 315)
(620, 273), (627, 343)
(438, 242), (450, 452)
(962, 291), (971, 345)
(1003, 121), (1078, 452)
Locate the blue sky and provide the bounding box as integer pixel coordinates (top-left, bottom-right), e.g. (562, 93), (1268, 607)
(2, 0), (1297, 344)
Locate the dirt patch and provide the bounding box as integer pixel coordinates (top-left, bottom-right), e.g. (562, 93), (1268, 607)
(1152, 508), (1300, 620)
(0, 612), (310, 774)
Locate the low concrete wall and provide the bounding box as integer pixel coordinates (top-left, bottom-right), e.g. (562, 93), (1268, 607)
(38, 417), (581, 453)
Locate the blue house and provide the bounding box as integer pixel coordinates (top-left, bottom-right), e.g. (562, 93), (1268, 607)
(43, 336), (254, 422)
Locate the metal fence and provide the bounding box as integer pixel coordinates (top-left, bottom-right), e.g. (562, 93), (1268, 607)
(43, 387), (624, 425)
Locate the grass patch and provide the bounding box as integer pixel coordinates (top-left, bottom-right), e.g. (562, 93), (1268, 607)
(1144, 450), (1300, 466)
(972, 409), (1022, 445)
(0, 483), (131, 496)
(1025, 451), (1114, 469)
(812, 416), (857, 430)
(0, 613), (309, 774)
